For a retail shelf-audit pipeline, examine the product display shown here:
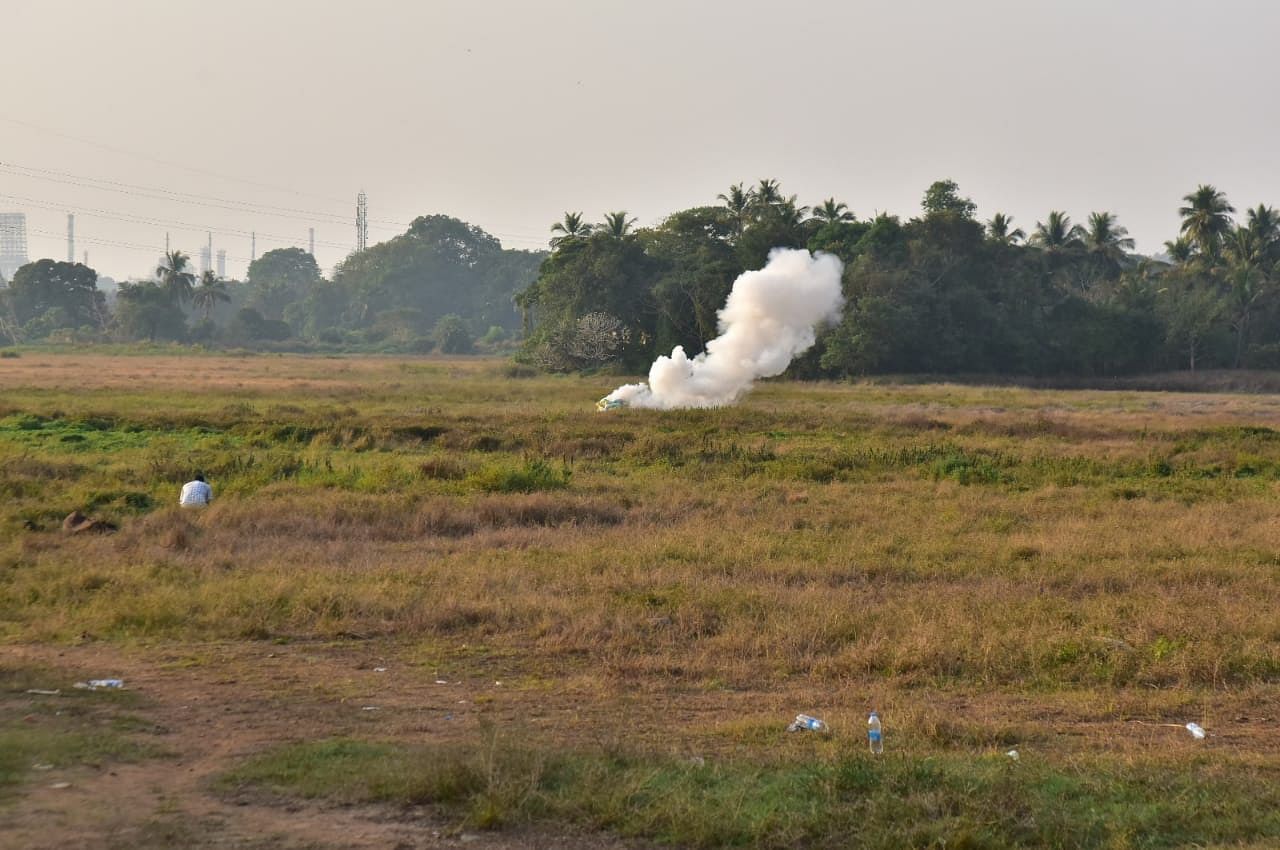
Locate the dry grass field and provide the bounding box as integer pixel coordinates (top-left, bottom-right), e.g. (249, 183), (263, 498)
(1, 351), (1278, 849)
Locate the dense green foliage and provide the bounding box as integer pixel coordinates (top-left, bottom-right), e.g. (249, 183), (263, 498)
(0, 216), (544, 352)
(1, 260), (107, 341)
(4, 186), (1279, 375)
(520, 181), (1280, 376)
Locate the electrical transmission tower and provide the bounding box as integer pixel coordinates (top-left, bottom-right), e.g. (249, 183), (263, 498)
(356, 191), (368, 253)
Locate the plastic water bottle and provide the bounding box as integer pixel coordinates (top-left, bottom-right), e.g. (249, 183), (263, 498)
(788, 714), (829, 732)
(868, 711), (883, 754)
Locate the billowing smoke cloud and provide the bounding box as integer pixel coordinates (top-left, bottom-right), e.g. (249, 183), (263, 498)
(603, 248), (844, 410)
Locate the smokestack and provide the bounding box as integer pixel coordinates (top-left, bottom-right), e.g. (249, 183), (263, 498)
(216, 249), (226, 279)
(251, 231), (256, 263)
(83, 250), (88, 266)
(309, 227), (315, 256)
(67, 213), (74, 263)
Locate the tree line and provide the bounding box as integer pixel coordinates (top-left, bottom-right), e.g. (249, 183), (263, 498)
(518, 180), (1280, 376)
(0, 215), (544, 352)
(4, 183), (1278, 377)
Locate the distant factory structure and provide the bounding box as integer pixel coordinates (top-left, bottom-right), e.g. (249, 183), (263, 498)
(1, 212), (29, 281)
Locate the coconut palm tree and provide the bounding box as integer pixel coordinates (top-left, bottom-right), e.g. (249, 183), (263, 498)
(716, 183), (755, 234)
(156, 250), (196, 305)
(549, 212), (593, 248)
(1163, 237), (1195, 264)
(1179, 184), (1235, 259)
(985, 213), (1025, 245)
(191, 270), (231, 322)
(1084, 212), (1135, 257)
(600, 211), (637, 238)
(1030, 211), (1084, 252)
(1222, 227), (1269, 368)
(811, 198), (855, 224)
(753, 178), (783, 209)
(1246, 204), (1279, 261)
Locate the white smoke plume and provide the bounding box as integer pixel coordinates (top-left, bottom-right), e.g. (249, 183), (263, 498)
(603, 248), (844, 410)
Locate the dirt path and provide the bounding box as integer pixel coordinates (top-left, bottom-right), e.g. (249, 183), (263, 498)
(5, 642), (1275, 849)
(1, 644), (645, 850)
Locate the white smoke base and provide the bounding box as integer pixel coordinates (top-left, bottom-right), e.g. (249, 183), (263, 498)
(604, 248), (844, 410)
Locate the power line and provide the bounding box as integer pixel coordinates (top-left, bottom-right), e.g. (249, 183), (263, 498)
(0, 192), (353, 251)
(0, 160), (382, 224)
(0, 159), (554, 240)
(0, 163), (551, 248)
(0, 162), (387, 229)
(0, 114), (353, 206)
(26, 226), (254, 265)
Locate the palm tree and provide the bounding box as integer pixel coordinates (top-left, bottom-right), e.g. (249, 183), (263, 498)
(191, 270), (231, 322)
(716, 183), (755, 234)
(1030, 211), (1084, 252)
(1222, 227), (1269, 368)
(1084, 212), (1135, 258)
(600, 211), (638, 238)
(811, 198), (855, 225)
(1246, 204), (1279, 262)
(986, 213), (1025, 245)
(549, 212), (593, 248)
(1179, 184), (1235, 259)
(156, 250), (196, 305)
(1163, 237), (1195, 264)
(753, 178), (783, 209)
(774, 197), (810, 228)
(1224, 227), (1263, 268)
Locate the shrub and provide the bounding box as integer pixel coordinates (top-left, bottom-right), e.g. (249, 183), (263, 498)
(470, 459), (570, 493)
(432, 314), (474, 354)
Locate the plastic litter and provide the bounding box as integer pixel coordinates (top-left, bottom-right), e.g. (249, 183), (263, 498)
(786, 713), (829, 733)
(1006, 749), (1020, 761)
(1132, 720), (1209, 738)
(361, 706), (379, 711)
(25, 689), (60, 696)
(373, 667), (387, 673)
(49, 782), (71, 790)
(434, 679), (448, 685)
(74, 679), (124, 690)
(868, 711), (884, 754)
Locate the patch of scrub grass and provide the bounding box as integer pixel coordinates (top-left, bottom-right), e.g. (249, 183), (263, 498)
(0, 666), (167, 800)
(223, 736), (1280, 849)
(0, 727), (158, 800)
(470, 458), (571, 493)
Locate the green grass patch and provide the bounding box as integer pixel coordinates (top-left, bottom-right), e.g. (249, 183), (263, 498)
(0, 666), (168, 801)
(223, 736), (1280, 848)
(470, 458), (571, 493)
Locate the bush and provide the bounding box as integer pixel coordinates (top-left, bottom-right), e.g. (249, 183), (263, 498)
(433, 314), (473, 355)
(469, 458), (570, 493)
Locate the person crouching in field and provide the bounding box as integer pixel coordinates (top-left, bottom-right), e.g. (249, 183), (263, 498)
(180, 473), (212, 507)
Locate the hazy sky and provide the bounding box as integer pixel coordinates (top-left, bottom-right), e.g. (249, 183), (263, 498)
(3, 0), (1278, 281)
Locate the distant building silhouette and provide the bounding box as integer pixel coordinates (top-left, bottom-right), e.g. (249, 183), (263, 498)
(0, 213), (28, 282)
